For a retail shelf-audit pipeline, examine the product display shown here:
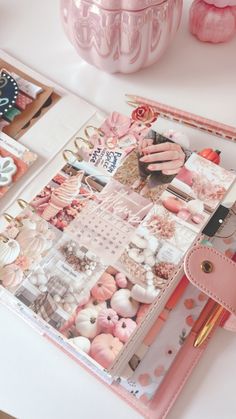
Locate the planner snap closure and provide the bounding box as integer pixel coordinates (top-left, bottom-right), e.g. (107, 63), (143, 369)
(201, 260), (214, 274)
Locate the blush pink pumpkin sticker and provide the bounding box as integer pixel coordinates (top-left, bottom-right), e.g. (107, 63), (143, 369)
(91, 273), (117, 301)
(190, 0), (236, 43)
(90, 334), (123, 368)
(114, 318), (137, 343)
(97, 308), (119, 333)
(205, 0), (236, 6)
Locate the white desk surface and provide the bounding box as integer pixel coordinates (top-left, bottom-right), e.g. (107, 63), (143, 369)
(0, 1), (236, 418)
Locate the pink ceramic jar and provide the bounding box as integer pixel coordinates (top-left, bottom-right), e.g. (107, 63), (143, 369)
(60, 0), (183, 73)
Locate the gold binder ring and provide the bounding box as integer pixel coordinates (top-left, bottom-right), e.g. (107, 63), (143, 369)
(74, 136), (94, 150)
(0, 234), (9, 243)
(17, 199), (35, 213)
(84, 125), (104, 140)
(3, 213), (23, 227)
(17, 199), (29, 209)
(63, 149), (83, 163)
(3, 213), (15, 223)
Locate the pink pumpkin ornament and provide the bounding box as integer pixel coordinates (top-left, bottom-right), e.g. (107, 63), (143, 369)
(205, 0), (236, 6)
(114, 318), (137, 343)
(97, 308), (119, 332)
(90, 334), (123, 369)
(189, 0), (236, 43)
(91, 273), (117, 301)
(115, 272), (128, 289)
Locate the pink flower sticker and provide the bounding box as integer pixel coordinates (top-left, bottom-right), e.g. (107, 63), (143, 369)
(138, 373), (152, 387)
(154, 365), (165, 377)
(184, 298), (196, 310)
(186, 315), (195, 327)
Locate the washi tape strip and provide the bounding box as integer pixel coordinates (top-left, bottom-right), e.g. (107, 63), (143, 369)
(11, 71), (43, 99)
(0, 70), (18, 117)
(4, 107), (21, 122)
(15, 92), (33, 111)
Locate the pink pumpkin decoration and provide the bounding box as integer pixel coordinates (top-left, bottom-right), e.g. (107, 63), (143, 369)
(114, 318), (137, 343)
(90, 334), (123, 369)
(115, 272), (128, 288)
(98, 308), (119, 332)
(205, 0), (236, 6)
(91, 273), (117, 301)
(189, 0), (236, 43)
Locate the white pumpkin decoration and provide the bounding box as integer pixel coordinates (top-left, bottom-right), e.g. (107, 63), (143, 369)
(111, 289), (139, 318)
(0, 264), (23, 290)
(0, 238), (20, 268)
(71, 336), (91, 354)
(75, 308), (100, 338)
(131, 284), (160, 304)
(16, 229), (49, 257)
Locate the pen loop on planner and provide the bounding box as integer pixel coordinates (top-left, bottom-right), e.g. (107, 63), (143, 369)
(17, 199), (35, 212)
(3, 213), (23, 227)
(74, 136), (94, 150)
(63, 149), (83, 163)
(0, 234), (9, 243)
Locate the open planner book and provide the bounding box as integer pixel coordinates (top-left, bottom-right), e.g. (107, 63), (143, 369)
(0, 50), (236, 419)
